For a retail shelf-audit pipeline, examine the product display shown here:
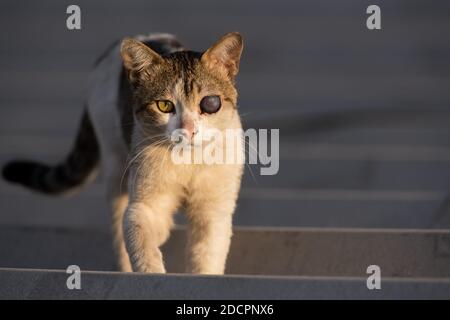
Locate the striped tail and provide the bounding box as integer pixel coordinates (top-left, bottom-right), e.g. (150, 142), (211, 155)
(2, 110), (100, 195)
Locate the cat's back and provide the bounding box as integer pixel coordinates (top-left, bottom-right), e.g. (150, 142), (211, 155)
(134, 33), (184, 56)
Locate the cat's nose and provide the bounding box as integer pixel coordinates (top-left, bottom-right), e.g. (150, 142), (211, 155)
(181, 119), (197, 141)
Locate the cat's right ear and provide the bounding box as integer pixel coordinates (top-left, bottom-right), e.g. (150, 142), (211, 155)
(120, 38), (164, 83)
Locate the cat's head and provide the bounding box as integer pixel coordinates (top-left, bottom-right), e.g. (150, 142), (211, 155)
(120, 32), (243, 146)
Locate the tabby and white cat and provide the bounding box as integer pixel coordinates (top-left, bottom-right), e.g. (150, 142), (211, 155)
(2, 32), (244, 274)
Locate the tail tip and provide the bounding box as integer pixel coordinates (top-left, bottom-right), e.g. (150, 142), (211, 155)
(2, 161), (32, 184)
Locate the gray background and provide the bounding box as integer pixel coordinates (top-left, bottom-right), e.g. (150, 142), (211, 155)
(0, 0), (450, 274)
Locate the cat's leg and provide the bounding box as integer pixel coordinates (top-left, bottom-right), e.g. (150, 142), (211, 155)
(108, 187), (132, 272)
(104, 155), (133, 273)
(185, 171), (241, 274)
(186, 210), (233, 274)
(123, 193), (179, 273)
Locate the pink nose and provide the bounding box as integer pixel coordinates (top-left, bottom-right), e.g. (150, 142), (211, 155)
(181, 119), (197, 140)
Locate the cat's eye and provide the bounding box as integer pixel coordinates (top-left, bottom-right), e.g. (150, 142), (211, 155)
(156, 100), (175, 113)
(200, 95), (221, 114)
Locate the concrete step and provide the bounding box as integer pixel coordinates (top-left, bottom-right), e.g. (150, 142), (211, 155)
(1, 182), (449, 229)
(1, 268), (450, 299)
(235, 189), (450, 229)
(1, 226), (449, 278)
(244, 158), (450, 190)
(287, 128), (450, 147)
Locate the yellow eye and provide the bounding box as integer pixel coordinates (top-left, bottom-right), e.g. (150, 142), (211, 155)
(156, 100), (175, 113)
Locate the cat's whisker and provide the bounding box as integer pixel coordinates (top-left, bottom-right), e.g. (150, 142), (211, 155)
(132, 134), (169, 151)
(241, 137), (259, 158)
(119, 145), (152, 194)
(240, 137), (259, 185)
(245, 162), (258, 185)
(156, 145), (171, 187)
(119, 137), (168, 194)
(131, 138), (169, 195)
(237, 112), (253, 126)
(238, 112), (252, 118)
(129, 142), (162, 194)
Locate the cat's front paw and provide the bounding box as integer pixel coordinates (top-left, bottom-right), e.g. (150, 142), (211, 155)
(130, 251), (166, 274)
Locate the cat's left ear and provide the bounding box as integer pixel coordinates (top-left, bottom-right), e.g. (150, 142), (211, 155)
(202, 32), (243, 81)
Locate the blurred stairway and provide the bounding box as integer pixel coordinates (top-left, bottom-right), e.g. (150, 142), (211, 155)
(1, 0), (450, 299)
(1, 107), (450, 299)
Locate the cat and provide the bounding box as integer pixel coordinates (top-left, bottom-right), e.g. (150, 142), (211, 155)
(2, 32), (244, 274)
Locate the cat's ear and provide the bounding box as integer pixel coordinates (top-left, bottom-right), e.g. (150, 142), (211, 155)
(120, 38), (164, 82)
(202, 32), (243, 81)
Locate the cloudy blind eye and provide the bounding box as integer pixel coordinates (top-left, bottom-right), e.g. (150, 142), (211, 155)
(200, 96), (221, 114)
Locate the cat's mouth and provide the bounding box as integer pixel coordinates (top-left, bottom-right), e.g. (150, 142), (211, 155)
(169, 135), (214, 150)
(169, 130), (199, 146)
(171, 139), (203, 148)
